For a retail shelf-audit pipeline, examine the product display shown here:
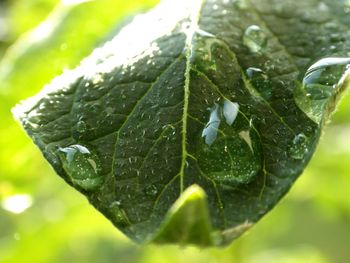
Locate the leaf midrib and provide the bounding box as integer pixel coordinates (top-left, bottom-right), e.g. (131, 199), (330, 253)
(179, 0), (205, 193)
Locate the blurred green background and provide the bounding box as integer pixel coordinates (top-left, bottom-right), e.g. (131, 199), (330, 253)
(1, 1), (350, 262)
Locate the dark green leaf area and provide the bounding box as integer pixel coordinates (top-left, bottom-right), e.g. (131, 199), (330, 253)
(16, 0), (350, 246)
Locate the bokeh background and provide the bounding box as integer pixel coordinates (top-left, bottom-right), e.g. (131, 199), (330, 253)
(1, 1), (350, 262)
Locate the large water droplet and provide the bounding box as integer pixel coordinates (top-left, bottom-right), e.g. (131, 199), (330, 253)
(199, 128), (261, 185)
(58, 144), (103, 191)
(295, 57), (350, 124)
(198, 98), (261, 186)
(288, 133), (308, 160)
(302, 57), (350, 100)
(243, 25), (267, 53)
(202, 99), (239, 146)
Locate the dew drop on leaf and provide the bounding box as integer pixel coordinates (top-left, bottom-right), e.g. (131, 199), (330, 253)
(199, 98), (260, 185)
(109, 201), (130, 227)
(302, 57), (350, 100)
(295, 57), (350, 124)
(198, 129), (261, 185)
(202, 99), (239, 146)
(288, 133), (309, 160)
(243, 25), (267, 53)
(73, 120), (87, 140)
(58, 144), (103, 191)
(246, 67), (264, 79)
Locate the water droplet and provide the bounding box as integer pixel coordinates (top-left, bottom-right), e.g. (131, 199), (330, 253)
(246, 67), (265, 79)
(109, 201), (130, 227)
(199, 129), (261, 185)
(201, 38), (226, 61)
(58, 145), (103, 191)
(288, 133), (308, 160)
(302, 57), (350, 100)
(73, 120), (88, 140)
(144, 184), (158, 197)
(296, 57), (350, 124)
(202, 99), (239, 146)
(243, 25), (267, 53)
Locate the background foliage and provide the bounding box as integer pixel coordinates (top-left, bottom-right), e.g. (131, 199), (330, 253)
(0, 0), (350, 262)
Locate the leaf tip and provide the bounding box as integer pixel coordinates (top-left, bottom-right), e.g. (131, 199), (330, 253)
(151, 184), (214, 247)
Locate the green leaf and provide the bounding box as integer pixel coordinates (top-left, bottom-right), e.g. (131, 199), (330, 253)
(14, 0), (350, 247)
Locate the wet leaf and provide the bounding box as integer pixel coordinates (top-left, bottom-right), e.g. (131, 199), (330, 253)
(14, 0), (350, 246)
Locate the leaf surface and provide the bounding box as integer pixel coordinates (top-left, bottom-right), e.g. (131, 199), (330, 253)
(14, 0), (350, 246)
